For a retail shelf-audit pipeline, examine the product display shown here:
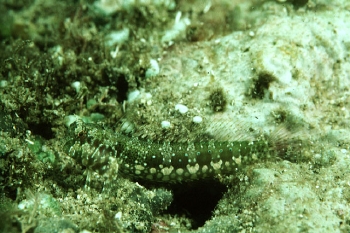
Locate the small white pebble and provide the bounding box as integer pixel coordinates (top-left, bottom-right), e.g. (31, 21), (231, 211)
(18, 202), (27, 210)
(314, 154), (321, 160)
(0, 80), (8, 87)
(115, 212), (122, 220)
(80, 230), (92, 233)
(145, 93), (152, 99)
(192, 116), (203, 123)
(71, 81), (81, 93)
(146, 99), (152, 105)
(341, 149), (348, 154)
(140, 92), (153, 105)
(145, 59), (160, 78)
(175, 104), (188, 114)
(128, 90), (140, 102)
(105, 29), (130, 47)
(161, 121), (171, 129)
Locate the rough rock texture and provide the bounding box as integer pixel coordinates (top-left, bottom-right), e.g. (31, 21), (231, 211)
(1, 0), (350, 232)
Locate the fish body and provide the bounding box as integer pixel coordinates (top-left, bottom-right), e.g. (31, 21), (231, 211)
(65, 121), (278, 183)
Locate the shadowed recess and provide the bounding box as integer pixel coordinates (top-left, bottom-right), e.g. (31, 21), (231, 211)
(165, 180), (227, 229)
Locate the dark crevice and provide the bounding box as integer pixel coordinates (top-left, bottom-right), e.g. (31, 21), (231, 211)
(168, 180), (227, 229)
(144, 179), (227, 230)
(102, 68), (129, 103)
(115, 73), (129, 103)
(27, 122), (54, 140)
(250, 72), (277, 99)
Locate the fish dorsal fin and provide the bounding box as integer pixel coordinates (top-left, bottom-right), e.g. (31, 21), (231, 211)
(206, 116), (259, 142)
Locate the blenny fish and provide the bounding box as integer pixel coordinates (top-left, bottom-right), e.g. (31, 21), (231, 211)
(64, 120), (297, 184)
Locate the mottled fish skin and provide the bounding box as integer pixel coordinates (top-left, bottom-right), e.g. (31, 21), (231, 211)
(65, 121), (275, 183)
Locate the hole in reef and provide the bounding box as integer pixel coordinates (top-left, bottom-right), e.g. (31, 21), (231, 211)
(115, 74), (129, 103)
(101, 68), (129, 103)
(165, 180), (227, 230)
(3, 173), (18, 201)
(28, 122), (54, 140)
(250, 72), (276, 99)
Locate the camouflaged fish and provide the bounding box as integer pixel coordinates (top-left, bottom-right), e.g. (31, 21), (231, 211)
(64, 120), (297, 184)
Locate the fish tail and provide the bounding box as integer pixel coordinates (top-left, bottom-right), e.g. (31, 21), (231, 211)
(267, 125), (306, 162)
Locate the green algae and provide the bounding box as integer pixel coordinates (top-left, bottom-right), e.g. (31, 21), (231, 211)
(27, 136), (56, 164)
